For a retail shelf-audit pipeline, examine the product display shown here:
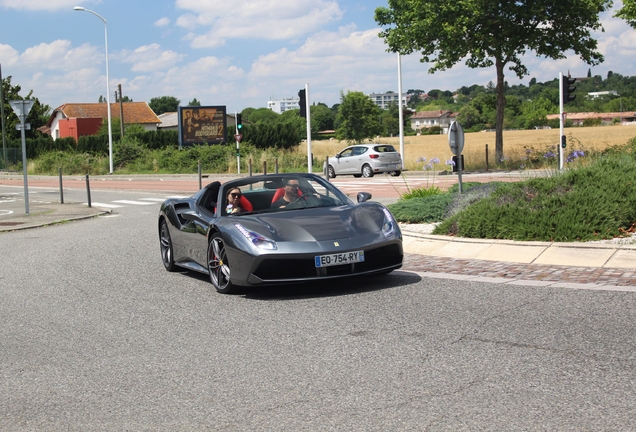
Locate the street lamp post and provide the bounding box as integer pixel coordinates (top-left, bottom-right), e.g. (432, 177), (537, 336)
(74, 6), (113, 174)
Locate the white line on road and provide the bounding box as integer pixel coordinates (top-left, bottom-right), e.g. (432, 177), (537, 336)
(88, 202), (124, 209)
(112, 200), (156, 205)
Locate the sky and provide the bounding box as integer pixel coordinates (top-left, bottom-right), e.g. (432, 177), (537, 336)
(1, 0), (635, 114)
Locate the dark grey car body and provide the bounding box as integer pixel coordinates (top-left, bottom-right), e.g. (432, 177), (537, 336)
(158, 173), (403, 293)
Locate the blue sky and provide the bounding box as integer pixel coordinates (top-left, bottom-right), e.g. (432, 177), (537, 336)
(1, 0), (635, 113)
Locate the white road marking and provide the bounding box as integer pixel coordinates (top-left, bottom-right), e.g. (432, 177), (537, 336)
(112, 200), (156, 206)
(88, 202), (124, 209)
(139, 198), (168, 202)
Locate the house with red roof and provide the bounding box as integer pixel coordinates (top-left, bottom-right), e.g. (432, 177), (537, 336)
(409, 110), (458, 133)
(44, 102), (161, 141)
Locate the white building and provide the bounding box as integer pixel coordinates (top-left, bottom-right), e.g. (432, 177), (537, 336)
(587, 91), (619, 99)
(368, 92), (407, 109)
(267, 98), (300, 114)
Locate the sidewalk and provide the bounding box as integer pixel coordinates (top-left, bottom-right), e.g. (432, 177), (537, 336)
(0, 202), (108, 232)
(400, 227), (636, 269)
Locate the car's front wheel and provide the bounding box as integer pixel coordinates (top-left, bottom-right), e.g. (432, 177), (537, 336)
(328, 165), (336, 178)
(208, 233), (236, 294)
(159, 220), (177, 272)
(362, 164), (374, 178)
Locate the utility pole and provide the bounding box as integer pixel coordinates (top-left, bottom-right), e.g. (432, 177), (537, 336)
(0, 63), (7, 169)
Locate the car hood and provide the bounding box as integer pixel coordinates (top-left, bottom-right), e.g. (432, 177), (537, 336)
(237, 205), (387, 242)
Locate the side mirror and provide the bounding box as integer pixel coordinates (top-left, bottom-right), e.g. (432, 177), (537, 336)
(357, 192), (372, 203)
(180, 211), (199, 221)
(335, 154), (341, 159)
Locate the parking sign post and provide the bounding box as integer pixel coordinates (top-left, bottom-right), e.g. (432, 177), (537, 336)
(448, 121), (465, 194)
(9, 100), (34, 215)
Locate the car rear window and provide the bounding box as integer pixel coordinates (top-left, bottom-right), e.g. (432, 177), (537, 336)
(373, 145), (397, 153)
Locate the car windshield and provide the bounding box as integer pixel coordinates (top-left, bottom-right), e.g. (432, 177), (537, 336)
(220, 175), (351, 216)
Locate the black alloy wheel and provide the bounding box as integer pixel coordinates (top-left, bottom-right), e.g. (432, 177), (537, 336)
(160, 220), (177, 272)
(208, 233), (235, 294)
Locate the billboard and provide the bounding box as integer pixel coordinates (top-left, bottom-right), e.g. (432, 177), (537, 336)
(178, 106), (227, 147)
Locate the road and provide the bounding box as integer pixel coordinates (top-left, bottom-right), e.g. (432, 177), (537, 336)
(0, 169), (547, 197)
(1, 179), (636, 429)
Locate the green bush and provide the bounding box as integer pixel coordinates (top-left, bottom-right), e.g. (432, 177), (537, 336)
(388, 194), (455, 223)
(433, 153), (636, 241)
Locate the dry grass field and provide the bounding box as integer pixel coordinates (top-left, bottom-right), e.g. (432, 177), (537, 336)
(298, 125), (636, 171)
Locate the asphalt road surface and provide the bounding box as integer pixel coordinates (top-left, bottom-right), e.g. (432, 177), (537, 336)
(1, 186), (636, 430)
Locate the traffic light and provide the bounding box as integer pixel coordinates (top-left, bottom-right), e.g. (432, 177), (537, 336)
(236, 113), (243, 130)
(298, 89), (307, 118)
(562, 76), (576, 104)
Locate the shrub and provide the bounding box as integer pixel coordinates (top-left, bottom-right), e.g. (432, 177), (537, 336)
(433, 153), (636, 241)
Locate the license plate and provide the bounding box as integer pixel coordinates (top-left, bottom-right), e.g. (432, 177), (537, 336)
(315, 250), (365, 267)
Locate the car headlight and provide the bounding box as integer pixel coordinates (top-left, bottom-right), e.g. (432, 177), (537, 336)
(234, 223), (278, 250)
(381, 208), (396, 237)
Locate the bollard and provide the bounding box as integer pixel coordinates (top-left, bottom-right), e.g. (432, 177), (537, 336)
(275, 158), (279, 174)
(325, 156), (329, 181)
(198, 160), (202, 190)
(58, 167), (64, 204)
(263, 161), (267, 175)
(485, 144), (489, 172)
(85, 174), (92, 208)
(249, 158), (253, 177)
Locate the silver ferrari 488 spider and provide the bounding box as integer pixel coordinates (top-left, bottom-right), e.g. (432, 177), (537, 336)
(158, 173), (403, 293)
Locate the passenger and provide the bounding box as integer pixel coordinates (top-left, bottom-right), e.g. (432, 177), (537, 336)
(226, 187), (243, 214)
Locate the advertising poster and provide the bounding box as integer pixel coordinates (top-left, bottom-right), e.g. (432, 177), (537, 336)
(178, 106), (227, 147)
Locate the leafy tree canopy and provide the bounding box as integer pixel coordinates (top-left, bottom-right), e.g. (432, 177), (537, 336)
(375, 0), (611, 159)
(615, 0), (636, 28)
(1, 75), (51, 139)
(335, 91), (382, 143)
(149, 96), (180, 115)
(188, 98), (201, 106)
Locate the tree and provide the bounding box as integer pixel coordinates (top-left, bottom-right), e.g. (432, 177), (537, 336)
(2, 75), (51, 140)
(148, 96), (180, 115)
(375, 0), (610, 161)
(615, 1), (636, 28)
(242, 107), (279, 124)
(188, 98), (201, 106)
(335, 91), (382, 143)
(310, 103), (335, 133)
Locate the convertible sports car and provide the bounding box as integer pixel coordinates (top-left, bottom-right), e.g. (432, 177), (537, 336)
(158, 173), (403, 293)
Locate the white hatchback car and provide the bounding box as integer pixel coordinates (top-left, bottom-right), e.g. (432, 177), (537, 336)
(327, 144), (402, 178)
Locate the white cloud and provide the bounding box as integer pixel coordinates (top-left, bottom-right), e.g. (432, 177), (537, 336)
(175, 0), (343, 48)
(20, 40), (101, 71)
(0, 44), (20, 66)
(154, 17), (170, 27)
(118, 44), (185, 72)
(0, 0), (79, 11)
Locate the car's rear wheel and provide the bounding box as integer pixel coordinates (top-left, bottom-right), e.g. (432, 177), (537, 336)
(362, 164), (374, 178)
(159, 220), (177, 272)
(390, 170), (401, 177)
(208, 233), (236, 294)
(328, 165), (336, 178)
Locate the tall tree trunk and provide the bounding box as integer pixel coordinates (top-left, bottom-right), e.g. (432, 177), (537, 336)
(495, 58), (506, 163)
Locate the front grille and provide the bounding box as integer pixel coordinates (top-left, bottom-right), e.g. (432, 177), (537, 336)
(252, 244), (402, 281)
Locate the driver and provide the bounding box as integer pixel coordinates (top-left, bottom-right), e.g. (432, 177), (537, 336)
(271, 179), (301, 209)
